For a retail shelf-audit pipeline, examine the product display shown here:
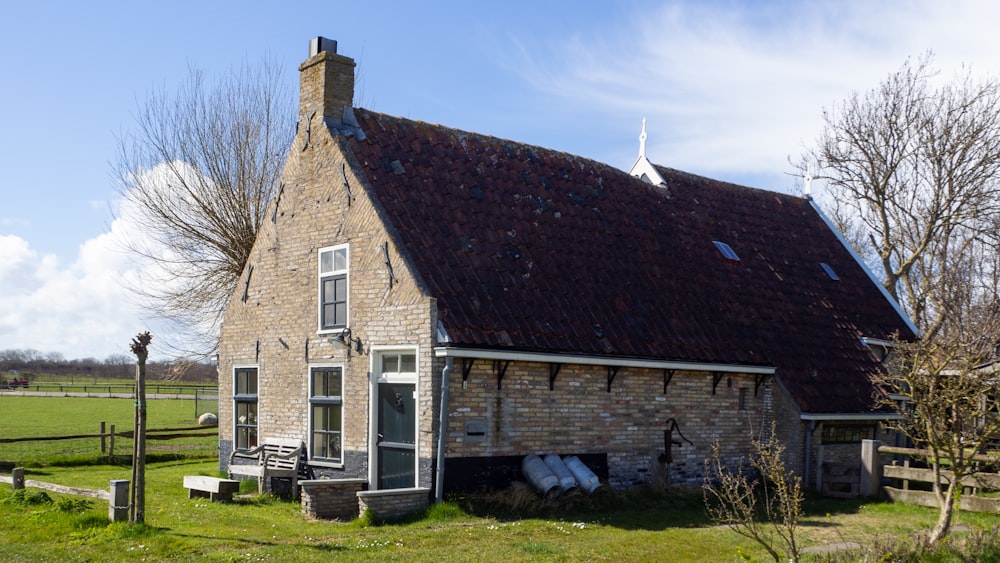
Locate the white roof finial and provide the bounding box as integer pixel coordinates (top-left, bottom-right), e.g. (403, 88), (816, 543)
(639, 117), (648, 158)
(803, 166), (813, 197)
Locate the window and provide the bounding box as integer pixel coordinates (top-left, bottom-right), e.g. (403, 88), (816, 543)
(821, 424), (874, 444)
(820, 262), (840, 281)
(310, 367), (343, 463)
(712, 240), (740, 262)
(234, 367), (258, 451)
(318, 245), (349, 331)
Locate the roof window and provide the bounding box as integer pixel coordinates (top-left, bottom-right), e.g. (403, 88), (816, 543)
(820, 262), (840, 281)
(712, 240), (740, 262)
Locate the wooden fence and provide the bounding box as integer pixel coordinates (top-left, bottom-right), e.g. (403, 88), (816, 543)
(860, 440), (1000, 512)
(0, 422), (217, 459)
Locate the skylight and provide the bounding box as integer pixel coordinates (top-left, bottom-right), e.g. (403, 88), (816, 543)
(712, 240), (740, 262)
(820, 262), (840, 281)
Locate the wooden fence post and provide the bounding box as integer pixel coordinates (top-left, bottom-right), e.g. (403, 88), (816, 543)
(12, 467), (24, 490)
(109, 424), (115, 459)
(860, 439), (882, 497)
(109, 480), (130, 522)
(100, 421), (106, 454)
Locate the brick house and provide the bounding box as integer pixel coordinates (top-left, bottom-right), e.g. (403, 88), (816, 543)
(218, 38), (915, 509)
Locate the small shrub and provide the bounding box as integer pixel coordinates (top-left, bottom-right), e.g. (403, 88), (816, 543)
(57, 497), (94, 514)
(3, 489), (53, 506)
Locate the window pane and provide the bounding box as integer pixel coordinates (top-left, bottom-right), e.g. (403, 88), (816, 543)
(320, 250), (332, 274)
(400, 354), (416, 373)
(334, 277), (347, 298)
(311, 368), (341, 397)
(334, 303), (347, 325)
(383, 355), (398, 373)
(333, 248), (347, 271)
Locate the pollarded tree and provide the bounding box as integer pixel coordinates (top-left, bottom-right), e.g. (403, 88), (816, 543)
(114, 60), (294, 355)
(803, 52), (1000, 339)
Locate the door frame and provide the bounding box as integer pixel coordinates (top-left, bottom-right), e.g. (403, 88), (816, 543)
(368, 346), (420, 489)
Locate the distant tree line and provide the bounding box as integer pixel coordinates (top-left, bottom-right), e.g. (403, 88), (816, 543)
(0, 349), (217, 382)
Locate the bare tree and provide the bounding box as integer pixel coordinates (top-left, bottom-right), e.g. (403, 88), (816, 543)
(802, 52), (1000, 339)
(114, 60), (294, 355)
(703, 422), (804, 562)
(877, 306), (1000, 545)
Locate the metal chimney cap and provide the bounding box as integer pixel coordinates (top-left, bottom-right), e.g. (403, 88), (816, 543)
(309, 37), (337, 57)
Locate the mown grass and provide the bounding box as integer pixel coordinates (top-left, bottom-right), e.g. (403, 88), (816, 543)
(2, 454), (999, 562)
(3, 396), (1000, 561)
(0, 396), (217, 465)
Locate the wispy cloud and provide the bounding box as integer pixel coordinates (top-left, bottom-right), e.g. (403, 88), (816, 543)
(510, 0), (1000, 190)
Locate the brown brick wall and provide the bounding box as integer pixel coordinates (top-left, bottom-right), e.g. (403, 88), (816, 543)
(219, 124), (437, 485)
(441, 361), (775, 488)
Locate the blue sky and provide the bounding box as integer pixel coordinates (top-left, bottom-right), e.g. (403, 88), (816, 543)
(2, 0), (999, 360)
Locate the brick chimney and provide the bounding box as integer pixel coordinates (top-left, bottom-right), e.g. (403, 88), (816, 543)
(298, 37), (355, 121)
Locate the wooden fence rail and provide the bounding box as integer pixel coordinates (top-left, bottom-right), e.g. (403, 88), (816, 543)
(862, 439), (1000, 513)
(0, 422), (217, 458)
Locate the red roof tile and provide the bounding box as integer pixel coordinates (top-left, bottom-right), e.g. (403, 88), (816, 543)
(342, 109), (914, 414)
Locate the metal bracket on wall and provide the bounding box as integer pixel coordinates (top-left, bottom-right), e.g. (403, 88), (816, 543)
(271, 183), (284, 223)
(461, 358), (474, 389)
(606, 366), (620, 393)
(712, 372), (724, 395)
(241, 265), (254, 303)
(549, 363), (562, 391)
(255, 339), (260, 363)
(383, 241), (397, 288)
(663, 368), (675, 395)
(494, 360), (510, 390)
(302, 111), (315, 151)
(341, 163), (355, 206)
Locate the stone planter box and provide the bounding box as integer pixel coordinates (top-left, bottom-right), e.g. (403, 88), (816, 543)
(357, 487), (430, 522)
(299, 478), (367, 520)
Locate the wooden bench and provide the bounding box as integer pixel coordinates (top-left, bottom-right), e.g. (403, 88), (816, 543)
(184, 475), (240, 502)
(227, 437), (305, 499)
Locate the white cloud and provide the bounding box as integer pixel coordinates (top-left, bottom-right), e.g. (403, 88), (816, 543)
(0, 203), (182, 361)
(512, 0), (1000, 190)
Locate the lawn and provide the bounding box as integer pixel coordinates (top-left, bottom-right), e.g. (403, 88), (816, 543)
(1, 456), (997, 562)
(2, 396), (998, 561)
(0, 396), (217, 464)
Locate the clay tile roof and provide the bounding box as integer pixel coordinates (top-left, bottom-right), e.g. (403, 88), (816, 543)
(342, 109), (915, 414)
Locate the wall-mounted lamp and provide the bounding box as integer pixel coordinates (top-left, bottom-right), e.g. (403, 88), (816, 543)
(331, 327), (363, 353)
(211, 353), (220, 368)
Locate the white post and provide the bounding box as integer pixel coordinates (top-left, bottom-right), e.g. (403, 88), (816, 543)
(109, 480), (130, 522)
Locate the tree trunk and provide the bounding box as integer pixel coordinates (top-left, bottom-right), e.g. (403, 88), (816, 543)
(132, 358), (147, 524)
(927, 482), (956, 545)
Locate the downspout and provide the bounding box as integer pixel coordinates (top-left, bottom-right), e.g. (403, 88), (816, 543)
(803, 420), (817, 489)
(434, 357), (453, 503)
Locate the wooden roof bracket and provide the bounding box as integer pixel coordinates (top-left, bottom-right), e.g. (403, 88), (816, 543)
(461, 358), (474, 389)
(549, 363), (562, 391)
(712, 372), (724, 395)
(663, 368), (675, 395)
(606, 366), (620, 393)
(494, 360), (510, 390)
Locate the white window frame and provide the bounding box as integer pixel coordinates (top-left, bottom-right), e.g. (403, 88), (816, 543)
(233, 365), (259, 452)
(308, 364), (344, 467)
(368, 346), (419, 489)
(317, 244), (349, 334)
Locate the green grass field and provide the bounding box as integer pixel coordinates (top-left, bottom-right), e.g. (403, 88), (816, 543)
(0, 396), (217, 464)
(1, 395), (999, 561)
